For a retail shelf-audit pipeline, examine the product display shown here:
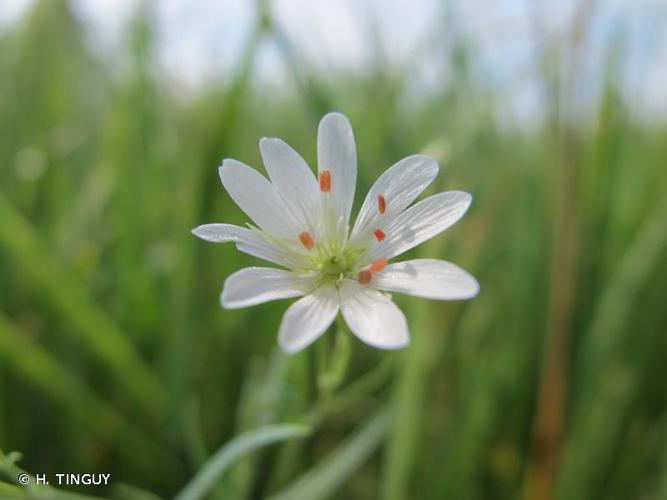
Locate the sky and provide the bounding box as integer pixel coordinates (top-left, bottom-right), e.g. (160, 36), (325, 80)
(1, 0), (666, 121)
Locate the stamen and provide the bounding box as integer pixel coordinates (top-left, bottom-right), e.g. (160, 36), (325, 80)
(319, 170), (332, 192)
(377, 194), (386, 214)
(370, 258), (388, 273)
(374, 229), (385, 242)
(358, 270), (372, 285)
(298, 231), (315, 250)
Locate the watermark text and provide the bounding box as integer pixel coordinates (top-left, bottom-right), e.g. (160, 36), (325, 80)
(18, 473), (111, 486)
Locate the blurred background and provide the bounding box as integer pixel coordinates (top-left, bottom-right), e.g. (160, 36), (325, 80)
(0, 0), (666, 499)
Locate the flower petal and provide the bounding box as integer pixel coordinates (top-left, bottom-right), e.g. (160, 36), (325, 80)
(221, 267), (316, 309)
(278, 285), (340, 354)
(373, 259), (479, 300)
(317, 113), (357, 229)
(351, 155), (439, 242)
(218, 159), (300, 237)
(366, 191), (472, 262)
(339, 280), (409, 350)
(191, 223), (293, 267)
(192, 223), (247, 243)
(259, 137), (322, 234)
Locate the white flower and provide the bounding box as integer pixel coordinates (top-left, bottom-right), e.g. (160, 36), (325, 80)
(193, 112), (479, 354)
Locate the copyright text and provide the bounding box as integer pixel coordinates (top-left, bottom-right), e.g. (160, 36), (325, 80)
(18, 473), (111, 486)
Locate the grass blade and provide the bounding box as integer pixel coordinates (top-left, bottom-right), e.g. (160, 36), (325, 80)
(0, 195), (166, 416)
(175, 423), (311, 500)
(0, 450), (107, 500)
(268, 409), (391, 500)
(0, 314), (179, 477)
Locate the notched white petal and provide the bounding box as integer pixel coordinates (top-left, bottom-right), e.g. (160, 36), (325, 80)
(218, 159), (300, 237)
(367, 191), (472, 262)
(192, 223), (293, 268)
(352, 154), (439, 241)
(192, 223), (245, 243)
(373, 259), (479, 300)
(221, 267), (316, 309)
(278, 284), (340, 355)
(317, 112), (357, 228)
(259, 137), (321, 233)
(339, 280), (409, 350)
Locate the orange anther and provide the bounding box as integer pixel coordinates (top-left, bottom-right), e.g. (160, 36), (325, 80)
(358, 270), (372, 285)
(377, 194), (386, 214)
(374, 228), (385, 241)
(370, 258), (388, 273)
(298, 231), (314, 250)
(319, 170), (332, 192)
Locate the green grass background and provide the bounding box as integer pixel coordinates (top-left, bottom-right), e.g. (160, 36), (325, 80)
(0, 1), (666, 499)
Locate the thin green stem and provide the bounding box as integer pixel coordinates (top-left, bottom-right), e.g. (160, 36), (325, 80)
(307, 318), (355, 424)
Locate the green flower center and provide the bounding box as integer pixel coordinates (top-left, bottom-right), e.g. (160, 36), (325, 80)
(311, 245), (367, 285)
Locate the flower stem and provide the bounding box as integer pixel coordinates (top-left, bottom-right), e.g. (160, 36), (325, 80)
(310, 318), (352, 422)
(320, 320), (351, 392)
